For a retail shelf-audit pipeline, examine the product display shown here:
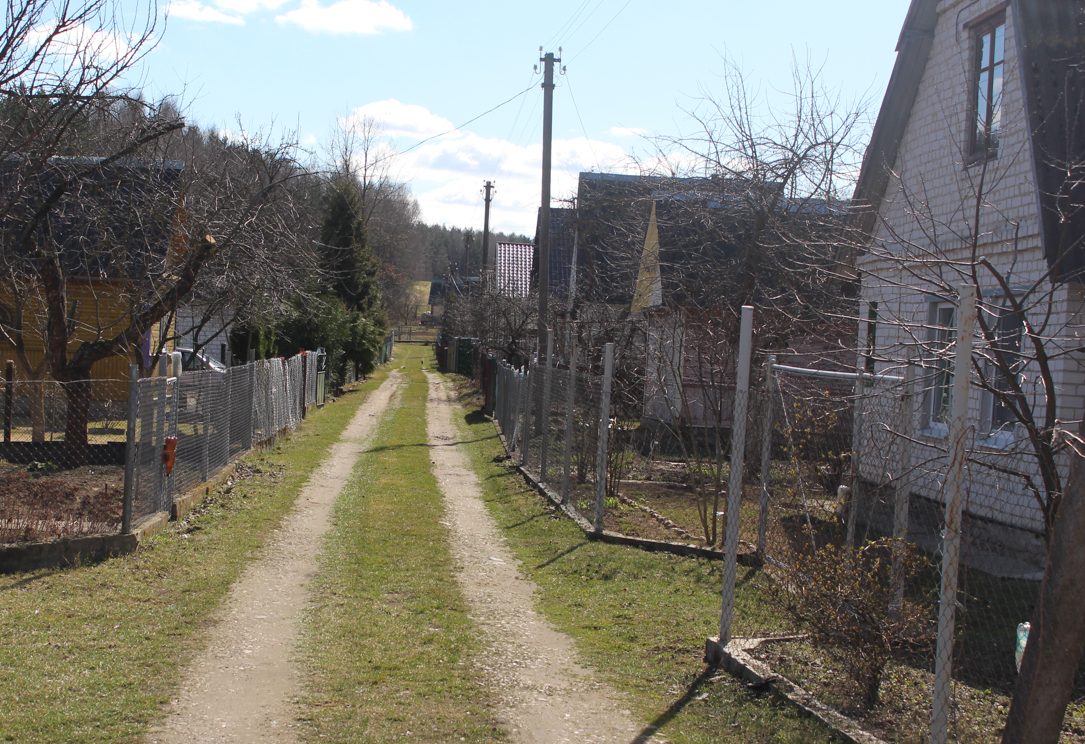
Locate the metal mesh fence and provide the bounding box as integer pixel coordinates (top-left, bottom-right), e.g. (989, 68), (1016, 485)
(0, 378), (128, 543)
(0, 350), (324, 548)
(480, 309), (1076, 742)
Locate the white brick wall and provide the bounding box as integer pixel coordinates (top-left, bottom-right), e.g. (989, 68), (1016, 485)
(857, 0), (1082, 535)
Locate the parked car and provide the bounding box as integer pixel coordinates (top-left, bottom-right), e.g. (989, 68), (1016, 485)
(420, 312), (438, 326)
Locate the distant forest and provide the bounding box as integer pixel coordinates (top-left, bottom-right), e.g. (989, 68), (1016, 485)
(415, 223), (532, 280)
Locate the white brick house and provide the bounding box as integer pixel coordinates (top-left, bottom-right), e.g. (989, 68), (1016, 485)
(852, 0), (1085, 565)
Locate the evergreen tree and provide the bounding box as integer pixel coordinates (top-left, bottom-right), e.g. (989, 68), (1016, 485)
(315, 175), (387, 377)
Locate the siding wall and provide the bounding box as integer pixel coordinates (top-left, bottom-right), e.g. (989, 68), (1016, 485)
(857, 0), (1084, 534)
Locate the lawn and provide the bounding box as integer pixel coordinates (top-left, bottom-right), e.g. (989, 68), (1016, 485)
(299, 344), (505, 742)
(0, 365), (392, 743)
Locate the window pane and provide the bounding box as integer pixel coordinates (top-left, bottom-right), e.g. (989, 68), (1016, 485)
(993, 24), (1005, 64)
(990, 66), (1003, 136)
(981, 30), (992, 68)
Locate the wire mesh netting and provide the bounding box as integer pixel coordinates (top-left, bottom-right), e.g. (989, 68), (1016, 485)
(479, 315), (1079, 742)
(0, 378), (128, 543)
(0, 351), (324, 548)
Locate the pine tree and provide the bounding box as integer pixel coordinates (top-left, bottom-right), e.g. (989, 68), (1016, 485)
(317, 175), (387, 376)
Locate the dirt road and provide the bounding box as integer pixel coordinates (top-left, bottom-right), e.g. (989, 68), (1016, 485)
(425, 372), (651, 744)
(148, 372), (403, 744)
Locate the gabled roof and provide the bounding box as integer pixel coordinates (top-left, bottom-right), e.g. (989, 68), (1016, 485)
(852, 0), (1085, 281)
(0, 156), (186, 280)
(495, 241), (533, 298)
(538, 206), (576, 302)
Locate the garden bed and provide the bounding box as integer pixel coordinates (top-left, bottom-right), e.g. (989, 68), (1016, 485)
(0, 464), (123, 543)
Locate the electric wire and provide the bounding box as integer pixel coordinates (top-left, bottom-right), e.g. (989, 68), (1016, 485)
(354, 80), (540, 175)
(568, 0), (634, 62)
(563, 71), (600, 171)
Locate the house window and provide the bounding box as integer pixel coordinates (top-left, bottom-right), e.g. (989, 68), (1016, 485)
(970, 14), (1005, 158)
(987, 306), (1024, 432)
(927, 302), (956, 431)
(864, 302), (878, 375)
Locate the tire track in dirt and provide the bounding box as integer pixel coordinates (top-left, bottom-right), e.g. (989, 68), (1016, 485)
(147, 371), (404, 744)
(425, 372), (656, 744)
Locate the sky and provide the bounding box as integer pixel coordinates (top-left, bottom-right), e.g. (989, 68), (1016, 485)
(130, 0), (913, 236)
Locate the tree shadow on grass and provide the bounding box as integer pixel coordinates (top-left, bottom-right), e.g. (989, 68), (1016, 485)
(0, 567), (60, 590)
(631, 666), (717, 743)
(534, 540), (586, 570)
(364, 433), (497, 455)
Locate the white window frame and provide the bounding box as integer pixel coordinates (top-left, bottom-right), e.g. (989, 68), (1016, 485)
(980, 300), (1025, 448)
(923, 301), (957, 438)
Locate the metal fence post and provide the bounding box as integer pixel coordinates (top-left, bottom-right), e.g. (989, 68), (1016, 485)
(930, 284), (976, 744)
(540, 328), (554, 483)
(719, 305), (753, 646)
(561, 327), (578, 503)
(121, 364), (139, 534)
(593, 342), (615, 533)
(891, 358), (917, 613)
(757, 355), (776, 560)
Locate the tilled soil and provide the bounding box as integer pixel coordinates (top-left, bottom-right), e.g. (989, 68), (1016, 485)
(147, 372), (403, 744)
(425, 372), (657, 744)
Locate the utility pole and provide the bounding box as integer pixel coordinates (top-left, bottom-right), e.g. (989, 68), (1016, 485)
(536, 48), (562, 353)
(481, 180), (494, 289)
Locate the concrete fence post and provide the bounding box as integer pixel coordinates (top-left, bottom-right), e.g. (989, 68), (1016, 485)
(719, 305), (753, 646)
(930, 284), (977, 744)
(3, 360), (13, 444)
(561, 327), (578, 503)
(518, 366), (532, 467)
(540, 328), (554, 483)
(593, 342), (615, 533)
(890, 358), (917, 613)
(756, 355), (776, 560)
(121, 364), (139, 534)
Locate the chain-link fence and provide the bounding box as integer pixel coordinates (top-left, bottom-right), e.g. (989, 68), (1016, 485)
(0, 349), (329, 548)
(475, 306), (1078, 742)
(0, 377), (128, 543)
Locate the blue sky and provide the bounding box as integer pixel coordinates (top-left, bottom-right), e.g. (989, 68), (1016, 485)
(136, 0), (912, 235)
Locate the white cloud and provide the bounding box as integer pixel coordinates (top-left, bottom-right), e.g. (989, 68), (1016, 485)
(27, 23), (135, 64)
(343, 99), (450, 139)
(276, 0), (412, 35)
(351, 101), (636, 235)
(167, 0), (244, 25)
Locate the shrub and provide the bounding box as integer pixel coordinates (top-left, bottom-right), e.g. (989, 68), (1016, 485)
(778, 537), (935, 709)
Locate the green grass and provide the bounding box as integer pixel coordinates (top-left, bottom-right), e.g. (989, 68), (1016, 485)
(0, 364), (393, 743)
(299, 345), (505, 743)
(453, 382), (845, 743)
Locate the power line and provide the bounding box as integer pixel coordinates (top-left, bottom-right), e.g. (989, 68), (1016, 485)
(563, 71), (600, 171)
(544, 0), (598, 50)
(568, 0), (634, 61)
(384, 81), (540, 165)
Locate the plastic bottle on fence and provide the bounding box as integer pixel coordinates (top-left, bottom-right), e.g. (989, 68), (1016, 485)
(1015, 622), (1031, 672)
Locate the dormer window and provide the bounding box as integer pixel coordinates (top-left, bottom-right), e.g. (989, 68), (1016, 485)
(971, 14), (1005, 158)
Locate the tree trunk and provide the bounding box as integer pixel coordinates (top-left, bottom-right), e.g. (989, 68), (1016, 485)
(29, 384), (46, 443)
(63, 377), (91, 461)
(1002, 416), (1085, 743)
